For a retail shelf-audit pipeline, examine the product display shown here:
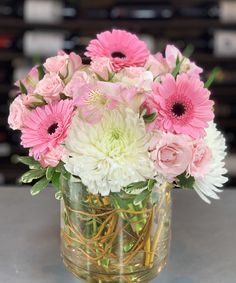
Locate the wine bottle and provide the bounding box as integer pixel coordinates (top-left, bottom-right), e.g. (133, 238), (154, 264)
(220, 1), (236, 23)
(110, 3), (173, 19)
(214, 30), (236, 57)
(24, 0), (78, 24)
(177, 2), (219, 19)
(0, 0), (23, 18)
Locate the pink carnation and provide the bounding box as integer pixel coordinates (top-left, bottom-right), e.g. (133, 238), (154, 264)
(187, 140), (212, 178)
(146, 74), (214, 138)
(37, 145), (65, 168)
(34, 73), (64, 103)
(43, 50), (82, 82)
(85, 29), (149, 71)
(21, 100), (74, 158)
(150, 132), (192, 180)
(15, 66), (39, 93)
(8, 95), (30, 130)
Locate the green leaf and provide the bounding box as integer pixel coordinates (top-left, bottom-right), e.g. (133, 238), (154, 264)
(13, 155), (40, 169)
(51, 171), (61, 190)
(126, 181), (148, 190)
(147, 179), (156, 191)
(133, 189), (150, 206)
(46, 167), (55, 181)
(177, 172), (195, 189)
(30, 177), (50, 196)
(183, 44), (194, 58)
(143, 112), (157, 123)
(204, 67), (221, 88)
(172, 57), (184, 79)
(55, 190), (63, 200)
(123, 242), (134, 252)
(20, 169), (46, 183)
(19, 81), (28, 94)
(37, 65), (45, 80)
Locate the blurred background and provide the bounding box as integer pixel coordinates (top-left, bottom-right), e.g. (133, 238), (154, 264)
(0, 0), (235, 186)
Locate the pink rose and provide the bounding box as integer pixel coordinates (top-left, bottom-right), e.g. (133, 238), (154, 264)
(150, 132), (192, 180)
(90, 57), (113, 81)
(35, 73), (64, 103)
(15, 66), (39, 93)
(43, 50), (82, 82)
(64, 71), (90, 98)
(8, 95), (29, 130)
(187, 140), (212, 177)
(38, 146), (64, 168)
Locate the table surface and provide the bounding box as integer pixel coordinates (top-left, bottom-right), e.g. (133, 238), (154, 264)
(0, 186), (235, 283)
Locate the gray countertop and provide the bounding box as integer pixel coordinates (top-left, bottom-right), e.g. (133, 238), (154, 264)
(0, 186), (235, 283)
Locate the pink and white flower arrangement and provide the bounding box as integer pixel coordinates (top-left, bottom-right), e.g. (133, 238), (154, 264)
(9, 29), (227, 203)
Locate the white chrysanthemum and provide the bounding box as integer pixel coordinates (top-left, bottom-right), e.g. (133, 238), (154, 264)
(63, 107), (155, 195)
(193, 122), (228, 203)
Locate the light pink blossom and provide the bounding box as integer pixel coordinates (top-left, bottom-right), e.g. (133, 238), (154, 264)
(150, 132), (192, 180)
(74, 81), (120, 123)
(63, 71), (90, 98)
(15, 66), (39, 93)
(34, 73), (64, 103)
(8, 95), (30, 130)
(165, 45), (203, 77)
(43, 50), (82, 82)
(188, 140), (212, 178)
(90, 57), (113, 81)
(145, 53), (170, 79)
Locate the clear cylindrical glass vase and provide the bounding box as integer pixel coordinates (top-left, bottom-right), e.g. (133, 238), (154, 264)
(60, 177), (171, 282)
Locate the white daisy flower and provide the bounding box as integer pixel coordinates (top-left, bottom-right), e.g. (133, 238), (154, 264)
(63, 107), (155, 196)
(193, 122), (228, 203)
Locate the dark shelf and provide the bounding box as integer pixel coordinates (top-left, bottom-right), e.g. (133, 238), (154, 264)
(1, 18), (236, 32)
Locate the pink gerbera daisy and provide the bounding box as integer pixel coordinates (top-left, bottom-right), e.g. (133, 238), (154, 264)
(21, 100), (74, 158)
(146, 74), (214, 138)
(85, 29), (149, 71)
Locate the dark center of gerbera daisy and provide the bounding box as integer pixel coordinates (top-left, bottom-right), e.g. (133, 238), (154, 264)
(171, 102), (186, 117)
(47, 123), (58, 135)
(111, 51), (126, 58)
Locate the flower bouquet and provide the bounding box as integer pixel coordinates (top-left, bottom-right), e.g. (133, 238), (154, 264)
(8, 30), (228, 282)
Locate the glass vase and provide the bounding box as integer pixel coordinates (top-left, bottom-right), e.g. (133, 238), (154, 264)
(60, 177), (172, 283)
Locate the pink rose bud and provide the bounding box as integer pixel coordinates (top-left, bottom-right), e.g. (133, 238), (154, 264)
(8, 95), (30, 130)
(34, 73), (64, 103)
(187, 140), (212, 178)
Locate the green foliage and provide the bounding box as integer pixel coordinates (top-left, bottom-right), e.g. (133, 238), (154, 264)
(177, 172), (195, 189)
(20, 169), (46, 183)
(143, 112), (157, 123)
(37, 65), (45, 80)
(205, 67), (221, 88)
(13, 155), (40, 169)
(183, 44), (194, 58)
(172, 56), (184, 78)
(133, 189), (150, 206)
(30, 177), (50, 196)
(19, 81), (28, 94)
(46, 167), (55, 180)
